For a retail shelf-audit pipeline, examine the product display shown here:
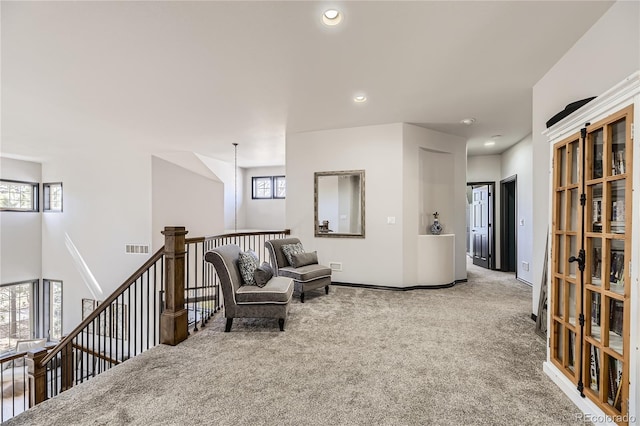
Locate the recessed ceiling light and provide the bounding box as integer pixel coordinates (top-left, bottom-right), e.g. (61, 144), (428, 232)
(484, 141), (496, 147)
(354, 95), (367, 103)
(322, 9), (342, 26)
(460, 118), (476, 125)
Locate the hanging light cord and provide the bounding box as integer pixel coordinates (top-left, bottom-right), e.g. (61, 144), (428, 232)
(233, 143), (238, 232)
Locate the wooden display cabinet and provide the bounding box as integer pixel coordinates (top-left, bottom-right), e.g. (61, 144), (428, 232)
(549, 101), (634, 424)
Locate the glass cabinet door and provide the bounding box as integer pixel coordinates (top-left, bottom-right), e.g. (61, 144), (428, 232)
(582, 109), (631, 419)
(551, 136), (581, 380)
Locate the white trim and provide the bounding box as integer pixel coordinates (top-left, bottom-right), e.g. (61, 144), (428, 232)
(543, 362), (626, 425)
(543, 71), (640, 141)
(629, 93), (640, 422)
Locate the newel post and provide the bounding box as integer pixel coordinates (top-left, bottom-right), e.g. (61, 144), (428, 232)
(27, 348), (48, 406)
(60, 341), (74, 391)
(160, 226), (189, 345)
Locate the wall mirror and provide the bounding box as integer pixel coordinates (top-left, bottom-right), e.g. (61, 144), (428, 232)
(314, 170), (365, 238)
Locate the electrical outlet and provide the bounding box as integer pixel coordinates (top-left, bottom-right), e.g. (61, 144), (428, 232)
(329, 262), (343, 272)
(387, 216), (396, 225)
(522, 261), (529, 271)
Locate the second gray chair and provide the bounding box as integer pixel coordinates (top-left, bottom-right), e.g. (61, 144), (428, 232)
(265, 237), (331, 303)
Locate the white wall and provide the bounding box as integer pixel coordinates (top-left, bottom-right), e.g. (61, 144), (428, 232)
(466, 155), (502, 269)
(151, 156), (225, 250)
(196, 153), (246, 232)
(41, 151), (153, 333)
(244, 166), (286, 230)
(501, 135), (533, 284)
(0, 157), (42, 284)
(419, 149), (454, 235)
(532, 0), (640, 315)
(403, 124), (467, 284)
(287, 123), (404, 285)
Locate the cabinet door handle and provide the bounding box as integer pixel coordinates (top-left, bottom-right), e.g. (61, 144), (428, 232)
(568, 250), (585, 271)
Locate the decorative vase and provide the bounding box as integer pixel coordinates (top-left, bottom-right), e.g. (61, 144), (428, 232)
(430, 212), (443, 235)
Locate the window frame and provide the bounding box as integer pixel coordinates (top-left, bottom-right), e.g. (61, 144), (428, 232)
(43, 182), (63, 212)
(43, 279), (63, 341)
(252, 176), (274, 199)
(251, 175), (286, 200)
(0, 179), (39, 212)
(273, 175), (286, 199)
(0, 279), (39, 353)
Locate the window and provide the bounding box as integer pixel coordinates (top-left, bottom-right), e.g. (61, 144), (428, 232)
(0, 280), (37, 353)
(273, 176), (286, 199)
(252, 177), (273, 199)
(43, 280), (63, 340)
(252, 176), (286, 199)
(44, 182), (63, 212)
(0, 279), (63, 353)
(0, 179), (38, 212)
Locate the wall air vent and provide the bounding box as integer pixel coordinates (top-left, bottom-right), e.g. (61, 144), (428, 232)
(125, 244), (150, 254)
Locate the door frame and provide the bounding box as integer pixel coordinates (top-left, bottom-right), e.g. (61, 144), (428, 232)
(467, 181), (495, 270)
(500, 175), (517, 277)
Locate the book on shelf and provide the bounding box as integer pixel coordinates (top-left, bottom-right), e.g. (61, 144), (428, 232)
(568, 332), (575, 370)
(592, 199), (602, 223)
(610, 221), (625, 234)
(607, 357), (623, 410)
(591, 293), (601, 326)
(594, 150), (603, 178)
(591, 247), (602, 281)
(609, 299), (623, 336)
(610, 250), (624, 286)
(611, 199), (625, 223)
(590, 346), (600, 391)
(612, 149), (625, 175)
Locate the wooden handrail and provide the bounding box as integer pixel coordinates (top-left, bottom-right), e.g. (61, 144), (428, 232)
(41, 246), (165, 366)
(205, 229), (291, 240)
(185, 237), (205, 244)
(0, 345), (56, 364)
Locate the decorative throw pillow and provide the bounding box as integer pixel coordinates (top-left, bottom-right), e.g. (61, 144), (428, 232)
(254, 262), (274, 288)
(238, 250), (259, 286)
(290, 251), (319, 268)
(281, 242), (304, 265)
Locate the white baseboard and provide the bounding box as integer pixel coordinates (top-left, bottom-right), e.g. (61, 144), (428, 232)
(543, 362), (635, 425)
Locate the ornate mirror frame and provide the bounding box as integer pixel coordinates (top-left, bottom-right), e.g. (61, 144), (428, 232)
(314, 170), (365, 238)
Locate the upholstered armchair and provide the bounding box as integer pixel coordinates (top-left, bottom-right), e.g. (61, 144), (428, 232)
(205, 244), (294, 332)
(265, 238), (332, 303)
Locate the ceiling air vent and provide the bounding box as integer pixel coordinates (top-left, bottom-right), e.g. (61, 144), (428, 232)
(125, 244), (150, 254)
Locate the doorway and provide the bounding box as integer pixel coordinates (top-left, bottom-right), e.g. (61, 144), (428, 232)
(500, 176), (517, 275)
(467, 182), (495, 270)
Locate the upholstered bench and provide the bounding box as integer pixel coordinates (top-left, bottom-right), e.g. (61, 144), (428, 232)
(205, 245), (294, 332)
(265, 238), (332, 303)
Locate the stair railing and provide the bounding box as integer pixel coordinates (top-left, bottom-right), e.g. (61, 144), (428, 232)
(26, 227), (290, 410)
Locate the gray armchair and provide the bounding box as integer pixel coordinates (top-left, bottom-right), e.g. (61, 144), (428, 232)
(205, 244), (294, 332)
(265, 238), (331, 303)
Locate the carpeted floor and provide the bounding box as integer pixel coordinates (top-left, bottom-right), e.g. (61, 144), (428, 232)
(6, 260), (584, 426)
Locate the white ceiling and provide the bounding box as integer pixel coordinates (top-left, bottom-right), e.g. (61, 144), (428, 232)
(1, 1), (613, 167)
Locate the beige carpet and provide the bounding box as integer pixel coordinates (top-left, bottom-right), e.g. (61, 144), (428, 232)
(6, 261), (584, 426)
